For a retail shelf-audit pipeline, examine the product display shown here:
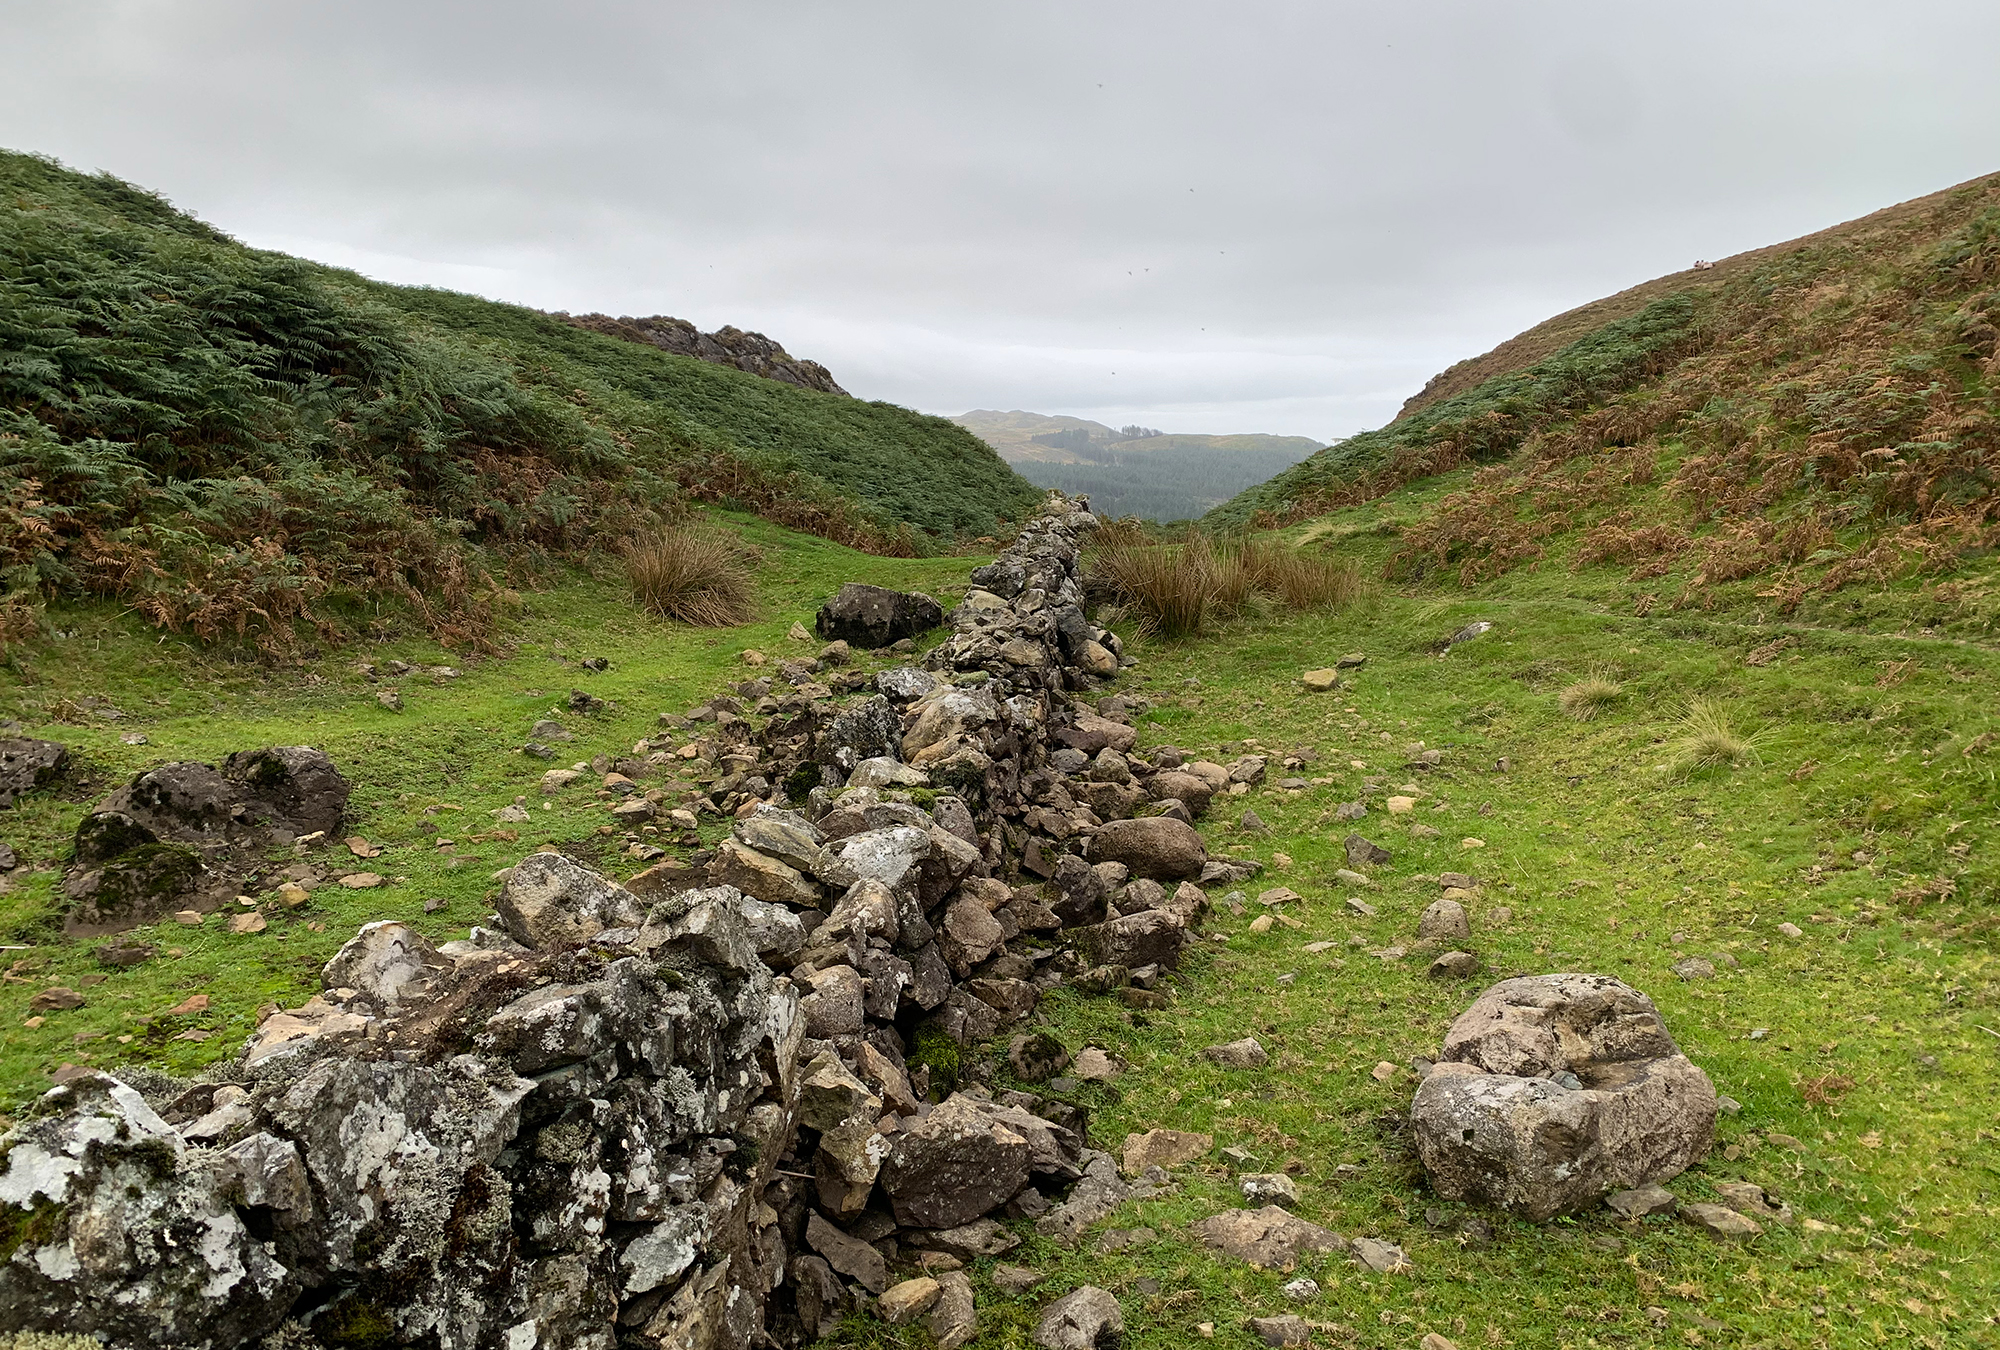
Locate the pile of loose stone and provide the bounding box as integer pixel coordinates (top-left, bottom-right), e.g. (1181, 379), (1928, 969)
(0, 494), (1282, 1350)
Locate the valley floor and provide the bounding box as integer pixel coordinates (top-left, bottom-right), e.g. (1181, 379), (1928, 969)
(1, 506), (1994, 1350)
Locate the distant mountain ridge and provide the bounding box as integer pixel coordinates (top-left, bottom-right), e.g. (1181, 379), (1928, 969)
(953, 410), (1321, 521)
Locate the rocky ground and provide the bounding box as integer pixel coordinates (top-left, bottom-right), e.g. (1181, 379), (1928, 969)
(1, 497), (1996, 1349)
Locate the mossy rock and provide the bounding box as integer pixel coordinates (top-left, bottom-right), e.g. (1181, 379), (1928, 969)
(62, 842), (204, 934)
(908, 1022), (962, 1100)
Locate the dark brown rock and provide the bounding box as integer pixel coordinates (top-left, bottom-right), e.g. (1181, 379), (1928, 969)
(816, 584), (944, 650)
(879, 1095), (1032, 1228)
(1088, 818), (1206, 881)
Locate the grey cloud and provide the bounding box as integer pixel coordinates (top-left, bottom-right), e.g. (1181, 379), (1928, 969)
(4, 0), (1997, 437)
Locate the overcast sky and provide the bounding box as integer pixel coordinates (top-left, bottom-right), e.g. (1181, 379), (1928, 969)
(6, 2), (1999, 440)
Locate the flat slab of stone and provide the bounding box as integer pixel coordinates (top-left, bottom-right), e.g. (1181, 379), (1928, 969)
(1121, 1128), (1211, 1176)
(1682, 1201), (1763, 1241)
(1606, 1183), (1678, 1219)
(1190, 1206), (1346, 1271)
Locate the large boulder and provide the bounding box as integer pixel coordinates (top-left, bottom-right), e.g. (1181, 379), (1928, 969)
(1410, 974), (1717, 1220)
(62, 746), (349, 934)
(1088, 817), (1206, 881)
(816, 583), (944, 649)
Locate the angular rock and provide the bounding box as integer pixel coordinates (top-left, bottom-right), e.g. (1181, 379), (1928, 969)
(1351, 1237), (1411, 1273)
(1034, 1286), (1123, 1350)
(926, 1268), (978, 1349)
(878, 1276), (943, 1325)
(1049, 854), (1111, 928)
(1249, 1314), (1312, 1346)
(1240, 1173), (1300, 1207)
(320, 920), (449, 1008)
(1074, 910), (1185, 972)
(1427, 950), (1480, 979)
(1418, 898), (1471, 943)
(1606, 1183), (1679, 1219)
(732, 805), (825, 872)
(1410, 974), (1717, 1220)
(880, 1094), (1033, 1228)
(495, 852), (645, 949)
(1682, 1201), (1763, 1241)
(1343, 833), (1391, 867)
(0, 736), (68, 809)
(814, 826), (932, 894)
(800, 965), (867, 1038)
(807, 1211), (889, 1293)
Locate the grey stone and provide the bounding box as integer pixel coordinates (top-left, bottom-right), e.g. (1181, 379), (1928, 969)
(1410, 974), (1717, 1221)
(1419, 898), (1471, 943)
(496, 852), (646, 949)
(1034, 1286), (1123, 1350)
(817, 583), (944, 649)
(1089, 817), (1206, 881)
(807, 1211), (889, 1293)
(1190, 1206), (1346, 1270)
(1203, 1037), (1269, 1068)
(880, 1094), (1033, 1229)
(1606, 1183), (1679, 1219)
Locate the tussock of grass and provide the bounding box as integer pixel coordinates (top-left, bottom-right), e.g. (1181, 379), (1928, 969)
(1667, 697), (1761, 773)
(1557, 672), (1623, 720)
(623, 525), (757, 626)
(1088, 531), (1361, 638)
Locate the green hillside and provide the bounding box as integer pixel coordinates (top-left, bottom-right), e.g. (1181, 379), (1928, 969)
(0, 150), (1036, 651)
(1207, 171), (2000, 625)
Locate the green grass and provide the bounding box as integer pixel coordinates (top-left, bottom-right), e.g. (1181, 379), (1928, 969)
(3, 497), (1997, 1349)
(0, 507), (978, 1103)
(835, 546), (2000, 1346)
(1, 146), (1037, 650)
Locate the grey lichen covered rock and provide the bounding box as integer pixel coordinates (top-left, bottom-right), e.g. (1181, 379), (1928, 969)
(1410, 973), (1717, 1221)
(815, 583), (944, 650)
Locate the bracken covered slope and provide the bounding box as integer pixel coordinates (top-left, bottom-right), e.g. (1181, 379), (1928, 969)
(1208, 172), (2000, 618)
(0, 150), (1037, 649)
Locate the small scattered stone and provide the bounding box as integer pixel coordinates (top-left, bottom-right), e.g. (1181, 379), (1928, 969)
(228, 912), (267, 934)
(1074, 1047), (1120, 1081)
(1386, 795), (1416, 813)
(1280, 1278), (1318, 1302)
(990, 1264), (1042, 1295)
(29, 987), (84, 1012)
(1427, 950), (1479, 979)
(338, 872), (385, 889)
(1299, 669), (1340, 692)
(1249, 1313), (1312, 1346)
(876, 1277), (943, 1325)
(1672, 956), (1716, 980)
(1204, 1037), (1269, 1068)
(1351, 1237), (1411, 1272)
(1421, 1336), (1460, 1350)
(1122, 1128), (1212, 1175)
(1241, 1173), (1299, 1208)
(164, 994), (210, 1016)
(1777, 922), (1803, 939)
(1369, 1061), (1398, 1083)
(1606, 1184), (1678, 1219)
(173, 910), (202, 925)
(1334, 868), (1372, 888)
(1682, 1201), (1763, 1241)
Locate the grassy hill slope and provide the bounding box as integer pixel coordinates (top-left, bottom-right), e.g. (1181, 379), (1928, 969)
(0, 149), (1036, 651)
(1207, 171), (2000, 627)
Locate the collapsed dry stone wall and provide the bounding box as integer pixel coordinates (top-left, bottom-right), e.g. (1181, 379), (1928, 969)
(0, 494), (1276, 1350)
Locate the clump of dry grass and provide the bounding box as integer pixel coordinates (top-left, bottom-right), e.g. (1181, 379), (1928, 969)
(1087, 530), (1362, 639)
(1558, 670), (1623, 720)
(1234, 535), (1365, 611)
(624, 524), (757, 626)
(1667, 697), (1761, 774)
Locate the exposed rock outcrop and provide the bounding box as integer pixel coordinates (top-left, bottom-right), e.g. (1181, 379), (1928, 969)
(557, 312), (848, 395)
